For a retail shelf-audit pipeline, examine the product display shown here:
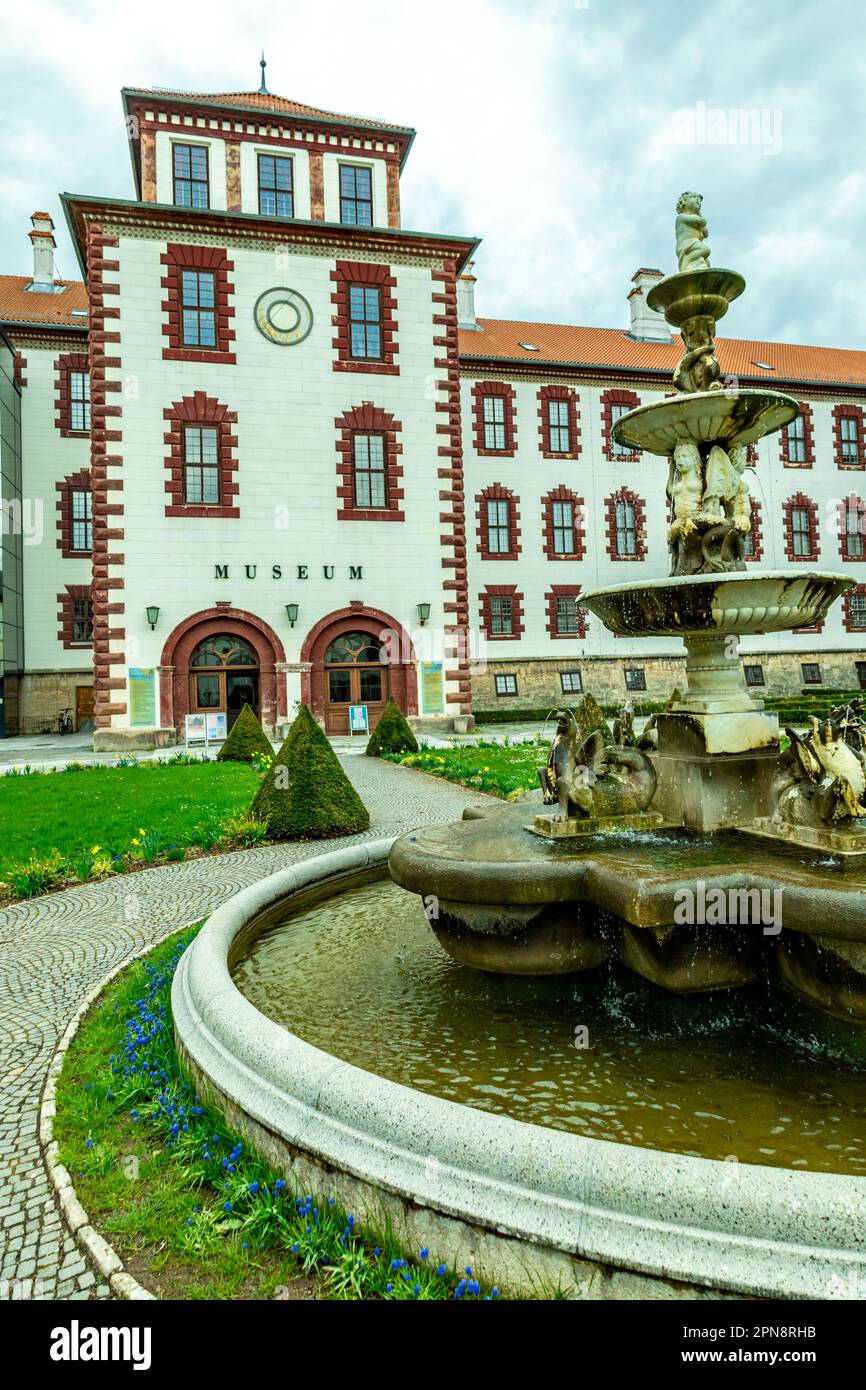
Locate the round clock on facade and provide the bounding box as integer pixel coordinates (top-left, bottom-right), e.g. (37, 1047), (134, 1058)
(253, 287), (314, 345)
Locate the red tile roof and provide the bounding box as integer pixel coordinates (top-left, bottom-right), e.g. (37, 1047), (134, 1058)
(459, 319), (866, 388)
(0, 275), (88, 328)
(124, 87), (413, 133)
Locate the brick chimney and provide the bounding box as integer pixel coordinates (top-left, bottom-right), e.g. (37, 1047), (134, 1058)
(28, 212), (57, 290)
(457, 261), (480, 330)
(628, 267), (669, 342)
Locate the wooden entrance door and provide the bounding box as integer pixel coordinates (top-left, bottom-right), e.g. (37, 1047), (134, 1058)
(324, 630), (389, 734)
(75, 685), (95, 729)
(189, 633), (260, 730)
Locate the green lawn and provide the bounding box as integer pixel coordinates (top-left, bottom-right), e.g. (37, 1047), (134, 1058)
(0, 762), (258, 877)
(388, 738), (546, 799)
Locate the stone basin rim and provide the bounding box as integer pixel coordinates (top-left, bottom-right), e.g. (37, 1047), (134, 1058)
(172, 837), (866, 1301)
(579, 568), (854, 605)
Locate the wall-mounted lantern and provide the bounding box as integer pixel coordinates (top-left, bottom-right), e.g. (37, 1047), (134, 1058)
(286, 603), (299, 628)
(417, 603), (431, 626)
(146, 606), (160, 631)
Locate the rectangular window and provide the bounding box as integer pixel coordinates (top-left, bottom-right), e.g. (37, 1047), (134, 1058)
(494, 673), (518, 696)
(857, 661), (866, 690)
(744, 664), (765, 687)
(624, 667), (646, 692)
(173, 143), (209, 208)
(483, 396), (506, 451)
(339, 164), (373, 226)
(850, 591), (866, 629)
(69, 371), (90, 432)
(786, 414), (805, 463)
(841, 416), (861, 466)
(610, 402), (632, 457)
(183, 426), (221, 504)
(258, 154), (294, 218)
(348, 285), (382, 359)
(801, 663), (822, 685)
(548, 399), (570, 453)
(489, 596), (513, 636)
(560, 670), (583, 694)
(845, 502), (865, 557)
(72, 597), (93, 644)
(486, 499), (511, 554)
(552, 500), (575, 555)
(353, 433), (387, 508)
(615, 499), (637, 556)
(71, 489), (92, 551)
(180, 269), (217, 348)
(555, 595), (579, 635)
(791, 507), (812, 557)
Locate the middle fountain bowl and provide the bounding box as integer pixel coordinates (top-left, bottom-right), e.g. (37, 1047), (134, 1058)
(609, 386), (799, 453)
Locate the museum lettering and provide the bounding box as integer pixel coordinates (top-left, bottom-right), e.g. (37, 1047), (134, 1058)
(214, 565), (364, 581)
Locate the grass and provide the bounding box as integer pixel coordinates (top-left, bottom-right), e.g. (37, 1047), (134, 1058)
(0, 760), (259, 892)
(388, 737), (547, 799)
(53, 926), (501, 1301)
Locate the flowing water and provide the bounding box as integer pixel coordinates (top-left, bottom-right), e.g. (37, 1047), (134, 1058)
(233, 877), (866, 1174)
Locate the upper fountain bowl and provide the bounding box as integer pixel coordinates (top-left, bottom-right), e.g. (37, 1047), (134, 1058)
(579, 570), (855, 638)
(646, 267), (745, 326)
(611, 388), (799, 457)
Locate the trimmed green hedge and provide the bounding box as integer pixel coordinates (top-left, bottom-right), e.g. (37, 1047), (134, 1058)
(250, 703), (369, 839)
(216, 704), (273, 763)
(365, 698), (419, 757)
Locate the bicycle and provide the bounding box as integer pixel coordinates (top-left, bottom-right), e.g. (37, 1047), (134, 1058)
(58, 709), (74, 735)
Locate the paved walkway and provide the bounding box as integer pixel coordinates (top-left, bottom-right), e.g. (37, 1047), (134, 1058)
(0, 758), (486, 1300)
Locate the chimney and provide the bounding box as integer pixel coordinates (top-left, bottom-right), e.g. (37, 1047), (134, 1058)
(628, 267), (669, 342)
(457, 261), (480, 330)
(28, 212), (57, 290)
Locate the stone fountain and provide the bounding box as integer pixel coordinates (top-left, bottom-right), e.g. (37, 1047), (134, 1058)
(390, 194), (866, 1024)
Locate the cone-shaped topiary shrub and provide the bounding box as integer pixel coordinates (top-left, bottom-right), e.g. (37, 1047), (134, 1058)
(570, 692), (608, 745)
(250, 702), (370, 839)
(365, 697), (419, 758)
(216, 703), (274, 763)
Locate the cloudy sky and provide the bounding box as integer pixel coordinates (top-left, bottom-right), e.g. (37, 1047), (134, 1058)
(0, 0), (863, 348)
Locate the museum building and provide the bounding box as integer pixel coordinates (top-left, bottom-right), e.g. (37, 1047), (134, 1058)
(1, 77), (865, 744)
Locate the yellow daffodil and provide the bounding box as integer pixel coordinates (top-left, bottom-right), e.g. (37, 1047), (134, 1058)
(91, 845), (100, 855)
(132, 838), (139, 847)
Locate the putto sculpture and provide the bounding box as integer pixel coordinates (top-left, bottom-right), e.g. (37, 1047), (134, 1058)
(674, 190), (711, 272)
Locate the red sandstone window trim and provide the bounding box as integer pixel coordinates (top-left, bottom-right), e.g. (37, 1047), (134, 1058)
(542, 486), (586, 560)
(834, 404), (865, 470)
(54, 353), (91, 437)
(163, 392), (239, 519)
(538, 385), (580, 458)
(479, 584), (524, 641)
(335, 403), (404, 522)
(779, 402), (814, 468)
(545, 585), (587, 640)
(838, 494), (866, 562)
(331, 262), (398, 375)
(57, 584), (93, 649)
(160, 244), (236, 364)
(601, 389), (640, 461)
(783, 492), (820, 562)
(476, 484), (521, 560)
(56, 470), (93, 557)
(471, 381), (517, 457)
(843, 584), (866, 632)
(605, 487), (647, 560)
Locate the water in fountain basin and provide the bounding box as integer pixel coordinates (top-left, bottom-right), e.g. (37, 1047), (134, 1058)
(232, 878), (866, 1174)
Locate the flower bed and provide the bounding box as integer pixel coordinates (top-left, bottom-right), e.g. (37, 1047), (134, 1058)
(0, 756), (263, 900)
(53, 928), (501, 1301)
(387, 738), (546, 799)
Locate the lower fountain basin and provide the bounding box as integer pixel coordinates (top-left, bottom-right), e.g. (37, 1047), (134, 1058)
(611, 387), (799, 455)
(172, 840), (866, 1300)
(578, 569), (854, 638)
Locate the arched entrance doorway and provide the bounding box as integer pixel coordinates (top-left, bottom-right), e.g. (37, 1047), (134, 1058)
(189, 633), (259, 730)
(159, 608), (287, 738)
(323, 629), (388, 735)
(301, 605), (418, 735)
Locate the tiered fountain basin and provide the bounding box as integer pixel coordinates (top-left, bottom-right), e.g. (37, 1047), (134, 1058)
(611, 387), (799, 454)
(173, 841), (866, 1300)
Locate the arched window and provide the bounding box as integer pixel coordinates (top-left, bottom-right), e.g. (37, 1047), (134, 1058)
(189, 633), (259, 724)
(324, 631), (383, 664)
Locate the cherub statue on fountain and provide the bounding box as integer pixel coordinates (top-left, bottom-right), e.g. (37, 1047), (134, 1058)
(675, 191), (711, 273)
